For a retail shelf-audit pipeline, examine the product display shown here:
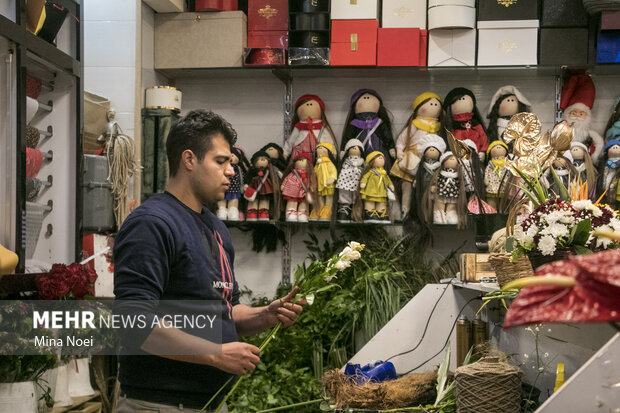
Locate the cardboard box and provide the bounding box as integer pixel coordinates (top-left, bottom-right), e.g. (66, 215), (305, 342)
(477, 20), (539, 66)
(377, 28), (426, 66)
(155, 11), (247, 68)
(602, 11), (620, 30)
(144, 0), (185, 12)
(330, 19), (378, 65)
(247, 30), (288, 48)
(539, 28), (588, 65)
(289, 0), (330, 13)
(382, 0), (427, 29)
(428, 0), (475, 30)
(477, 0), (539, 21)
(248, 0), (288, 31)
(428, 28), (475, 66)
(597, 30), (620, 63)
(195, 0), (238, 11)
(331, 0), (379, 20)
(541, 0), (588, 27)
(291, 12), (330, 31)
(459, 253), (496, 282)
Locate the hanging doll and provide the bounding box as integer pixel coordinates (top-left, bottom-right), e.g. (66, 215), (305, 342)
(570, 142), (597, 194)
(280, 152), (317, 223)
(443, 88), (489, 161)
(217, 145), (250, 221)
(391, 92), (443, 217)
(422, 151), (467, 227)
(546, 151), (578, 197)
(598, 140), (620, 208)
(484, 140), (510, 211)
(244, 150), (281, 221)
(486, 85), (532, 143)
(353, 151), (395, 224)
(335, 139), (365, 223)
(260, 142), (287, 177)
(284, 94), (337, 162)
(310, 142), (338, 221)
(341, 89), (395, 171)
(604, 96), (620, 141)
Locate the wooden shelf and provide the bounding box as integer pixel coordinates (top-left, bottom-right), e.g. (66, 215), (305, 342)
(51, 391), (101, 413)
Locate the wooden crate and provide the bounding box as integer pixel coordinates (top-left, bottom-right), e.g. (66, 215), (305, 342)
(459, 253), (496, 282)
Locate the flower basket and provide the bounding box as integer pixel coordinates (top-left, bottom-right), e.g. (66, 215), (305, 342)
(488, 253), (534, 288)
(527, 249), (574, 269)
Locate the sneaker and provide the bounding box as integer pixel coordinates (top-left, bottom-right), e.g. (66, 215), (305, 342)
(319, 205), (332, 221)
(337, 205), (352, 222)
(285, 208), (298, 222)
(297, 210), (308, 223)
(365, 209), (381, 223)
(217, 206), (227, 220)
(378, 210), (390, 223)
(258, 208), (270, 221)
(246, 208), (258, 221)
(227, 207), (239, 221)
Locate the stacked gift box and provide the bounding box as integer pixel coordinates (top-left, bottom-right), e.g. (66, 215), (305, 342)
(597, 11), (620, 63)
(427, 0), (476, 66)
(244, 0), (288, 65)
(330, 0), (380, 65)
(539, 0), (591, 65)
(288, 0), (331, 65)
(378, 0), (427, 66)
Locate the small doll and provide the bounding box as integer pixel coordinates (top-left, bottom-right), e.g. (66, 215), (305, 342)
(217, 145), (250, 221)
(443, 88), (488, 161)
(310, 142), (338, 221)
(353, 151), (395, 224)
(546, 151), (578, 197)
(284, 94), (337, 162)
(570, 142), (597, 193)
(244, 150), (281, 221)
(486, 85), (532, 143)
(280, 152), (317, 223)
(392, 92), (443, 217)
(422, 151), (467, 227)
(598, 140), (620, 208)
(335, 139), (365, 223)
(604, 96), (620, 141)
(260, 142), (287, 177)
(341, 89), (395, 171)
(484, 141), (510, 211)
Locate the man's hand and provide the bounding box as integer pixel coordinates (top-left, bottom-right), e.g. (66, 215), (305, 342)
(210, 342), (261, 376)
(266, 286), (306, 328)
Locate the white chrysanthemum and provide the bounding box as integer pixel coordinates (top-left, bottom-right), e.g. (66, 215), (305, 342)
(526, 225), (539, 238)
(545, 210), (564, 224)
(547, 223), (569, 238)
(610, 218), (620, 233)
(572, 200), (592, 210)
(514, 227), (534, 247)
(595, 225), (614, 249)
(538, 235), (557, 256)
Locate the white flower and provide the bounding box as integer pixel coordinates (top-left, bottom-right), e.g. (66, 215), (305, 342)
(595, 225), (614, 249)
(526, 225), (539, 238)
(339, 247), (361, 263)
(324, 274), (337, 282)
(538, 235), (557, 256)
(547, 223), (569, 238)
(572, 200), (602, 217)
(348, 241), (363, 251)
(305, 294), (315, 305)
(545, 211), (564, 224)
(515, 227), (534, 247)
(334, 260), (350, 271)
(610, 218), (620, 233)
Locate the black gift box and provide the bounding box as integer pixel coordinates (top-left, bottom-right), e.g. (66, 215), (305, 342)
(477, 0), (539, 21)
(289, 0), (330, 13)
(541, 0), (588, 27)
(539, 28), (589, 65)
(292, 13), (330, 31)
(290, 30), (330, 47)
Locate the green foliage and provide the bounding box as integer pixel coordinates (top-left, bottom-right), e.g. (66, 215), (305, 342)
(228, 228), (459, 412)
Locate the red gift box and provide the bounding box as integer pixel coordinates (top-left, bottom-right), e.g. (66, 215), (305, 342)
(377, 28), (427, 66)
(330, 20), (378, 66)
(601, 11), (620, 30)
(248, 30), (288, 48)
(248, 0), (288, 31)
(195, 0), (238, 11)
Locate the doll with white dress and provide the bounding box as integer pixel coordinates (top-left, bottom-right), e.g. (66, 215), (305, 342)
(310, 142), (338, 221)
(486, 86), (532, 143)
(244, 151), (281, 221)
(335, 139), (365, 223)
(281, 152), (317, 223)
(353, 151), (394, 224)
(217, 145), (250, 221)
(423, 151), (467, 227)
(284, 94), (337, 162)
(484, 141), (510, 211)
(570, 142), (597, 194)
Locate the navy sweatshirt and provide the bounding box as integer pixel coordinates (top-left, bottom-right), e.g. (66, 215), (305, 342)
(113, 192), (240, 409)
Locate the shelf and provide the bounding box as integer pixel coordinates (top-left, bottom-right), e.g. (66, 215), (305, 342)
(446, 277), (499, 293)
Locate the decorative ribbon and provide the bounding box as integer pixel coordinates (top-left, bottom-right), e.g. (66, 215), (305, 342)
(607, 159), (620, 169)
(453, 112), (475, 129)
(350, 117), (381, 130)
(492, 158), (506, 177)
(423, 160), (440, 175)
(440, 168), (458, 185)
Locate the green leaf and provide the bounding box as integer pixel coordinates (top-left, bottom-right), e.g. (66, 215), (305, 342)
(573, 245), (593, 255)
(572, 219), (592, 246)
(506, 236), (515, 253)
(434, 344), (450, 406)
(550, 167), (570, 201)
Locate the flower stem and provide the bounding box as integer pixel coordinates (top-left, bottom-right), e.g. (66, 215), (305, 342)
(256, 398), (324, 412)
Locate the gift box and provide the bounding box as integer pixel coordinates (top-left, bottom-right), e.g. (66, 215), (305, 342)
(427, 28), (475, 66)
(428, 0), (475, 30)
(155, 11), (247, 68)
(477, 20), (539, 66)
(381, 0), (427, 29)
(290, 30), (330, 47)
(602, 11), (620, 30)
(247, 30), (288, 48)
(541, 0), (588, 27)
(248, 0), (288, 31)
(330, 19), (378, 65)
(144, 0), (185, 13)
(289, 0), (330, 13)
(539, 28), (589, 65)
(331, 0), (379, 20)
(597, 30), (620, 63)
(195, 0), (237, 10)
(291, 13), (330, 31)
(377, 28), (427, 66)
(243, 48), (286, 65)
(477, 0), (539, 21)
(288, 47), (330, 65)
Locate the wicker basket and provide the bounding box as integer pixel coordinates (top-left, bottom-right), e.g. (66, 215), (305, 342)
(488, 253), (534, 288)
(527, 249), (574, 269)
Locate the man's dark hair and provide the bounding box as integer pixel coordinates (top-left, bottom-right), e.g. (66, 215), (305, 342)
(166, 109), (237, 176)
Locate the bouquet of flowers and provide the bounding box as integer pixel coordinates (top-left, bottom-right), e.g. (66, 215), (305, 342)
(35, 263), (98, 300)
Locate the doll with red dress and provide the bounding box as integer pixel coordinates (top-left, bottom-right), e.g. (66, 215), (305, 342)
(310, 142), (338, 221)
(244, 150), (281, 221)
(217, 145), (250, 221)
(443, 88), (489, 161)
(281, 152), (317, 223)
(284, 94), (337, 163)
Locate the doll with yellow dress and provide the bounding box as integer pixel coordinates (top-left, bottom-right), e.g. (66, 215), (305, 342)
(310, 142), (338, 221)
(484, 140), (510, 211)
(354, 151), (394, 224)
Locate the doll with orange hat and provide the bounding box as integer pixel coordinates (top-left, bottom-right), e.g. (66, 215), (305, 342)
(341, 89), (395, 171)
(244, 150), (281, 221)
(443, 88), (489, 161)
(284, 94), (337, 162)
(353, 151), (394, 223)
(391, 91), (443, 217)
(484, 140), (510, 210)
(281, 152), (317, 223)
(310, 142), (338, 221)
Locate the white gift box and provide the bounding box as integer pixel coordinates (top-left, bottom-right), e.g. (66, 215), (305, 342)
(331, 0), (380, 20)
(428, 0), (475, 30)
(428, 28), (476, 66)
(382, 0), (427, 29)
(144, 0), (185, 13)
(477, 20), (539, 66)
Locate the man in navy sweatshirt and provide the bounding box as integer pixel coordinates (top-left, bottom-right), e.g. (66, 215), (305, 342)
(113, 110), (304, 412)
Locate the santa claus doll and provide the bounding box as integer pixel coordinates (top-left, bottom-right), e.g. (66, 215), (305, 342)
(560, 74), (605, 162)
